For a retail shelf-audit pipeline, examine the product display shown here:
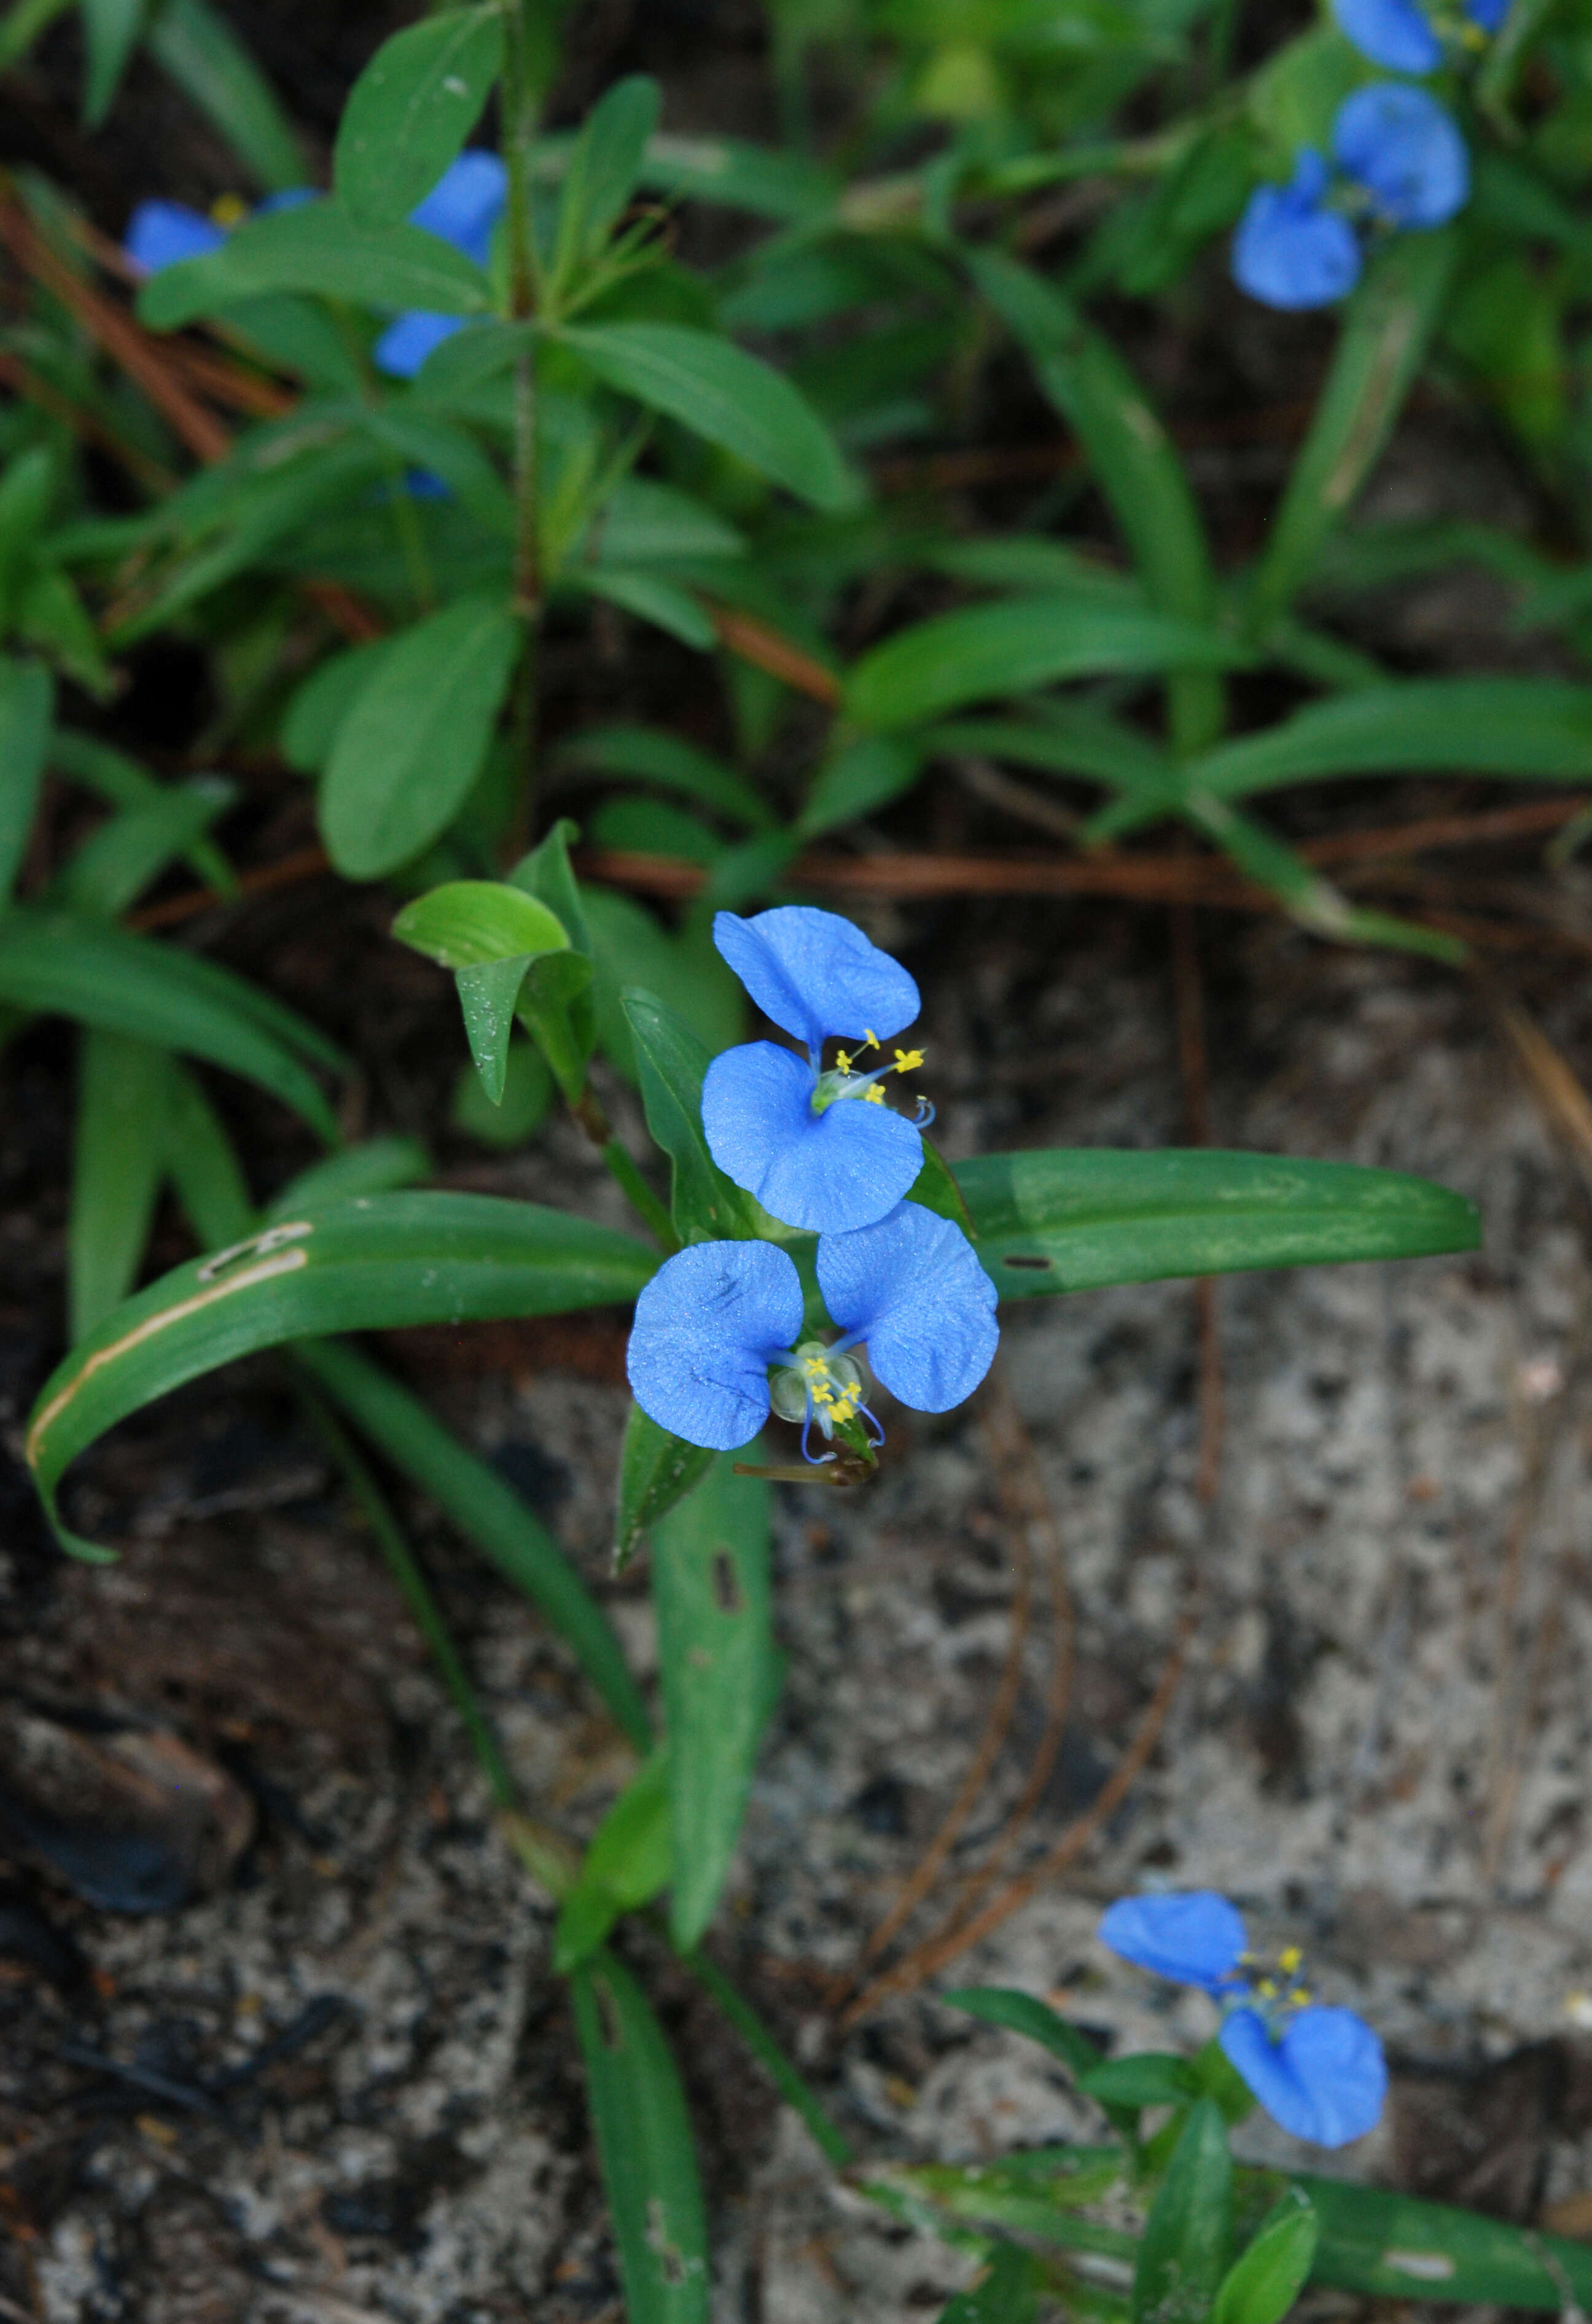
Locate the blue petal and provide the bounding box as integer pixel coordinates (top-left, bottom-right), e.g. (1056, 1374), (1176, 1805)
(1467, 0), (1508, 26)
(123, 200), (226, 275)
(626, 1239), (802, 1451)
(712, 907), (919, 1053)
(817, 1202), (997, 1413)
(374, 311), (469, 380)
(1330, 0), (1442, 71)
(410, 150), (507, 266)
(1219, 2006), (1387, 2147)
(1334, 84), (1470, 228)
(1231, 163), (1362, 311)
(1098, 1893), (1247, 1989)
(702, 1042), (923, 1233)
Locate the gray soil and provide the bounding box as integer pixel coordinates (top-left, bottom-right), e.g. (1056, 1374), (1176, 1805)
(6, 875), (1592, 2323)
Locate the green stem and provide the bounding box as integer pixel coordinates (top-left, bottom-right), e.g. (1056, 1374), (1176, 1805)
(295, 1373), (517, 1809)
(681, 1948), (854, 2167)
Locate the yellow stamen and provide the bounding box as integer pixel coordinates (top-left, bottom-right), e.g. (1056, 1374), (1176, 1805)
(830, 1395), (857, 1423)
(1289, 1986), (1313, 2005)
(210, 192), (248, 227)
(836, 1050), (853, 1075)
(892, 1047), (924, 1074)
(863, 1085), (885, 1104)
(862, 1029), (879, 1050)
(1257, 1978), (1277, 1999)
(1279, 1946), (1302, 1974)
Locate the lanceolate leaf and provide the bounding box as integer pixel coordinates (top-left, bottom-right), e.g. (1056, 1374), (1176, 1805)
(145, 0), (305, 193)
(334, 5), (502, 227)
(652, 1453), (776, 1948)
(622, 988), (755, 1243)
(555, 1747), (671, 1970)
(26, 1193), (657, 1560)
(82, 0), (145, 123)
(0, 909), (341, 1138)
(569, 1951), (711, 2324)
(1294, 2169), (1592, 2308)
(1212, 2189), (1317, 2324)
(955, 1148), (1479, 1297)
(69, 1032), (172, 1343)
(0, 657), (52, 903)
(942, 1988), (1106, 2081)
(846, 598), (1236, 731)
(138, 202), (494, 330)
(1191, 678), (1592, 801)
(320, 598), (520, 878)
(937, 2244), (1041, 2323)
(615, 1405), (716, 1570)
(1134, 2099), (1233, 2324)
(560, 322), (858, 513)
(1247, 228), (1457, 634)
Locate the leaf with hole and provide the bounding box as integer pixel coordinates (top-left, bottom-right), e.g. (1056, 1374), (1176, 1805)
(651, 1452), (777, 1949)
(954, 1147), (1478, 1298)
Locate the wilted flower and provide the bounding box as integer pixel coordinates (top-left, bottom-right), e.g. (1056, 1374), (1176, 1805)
(1098, 1891), (1387, 2148)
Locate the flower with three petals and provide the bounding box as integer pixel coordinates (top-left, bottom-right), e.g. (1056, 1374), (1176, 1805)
(1098, 1891), (1387, 2148)
(703, 906), (932, 1234)
(626, 1201), (999, 1456)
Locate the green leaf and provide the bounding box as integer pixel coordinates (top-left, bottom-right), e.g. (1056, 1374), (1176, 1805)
(560, 322), (858, 513)
(298, 1338), (649, 1749)
(1134, 2099), (1233, 2324)
(26, 1192), (657, 1561)
(615, 1404), (716, 1572)
(1247, 230), (1457, 635)
(0, 657), (52, 904)
(937, 2245), (1040, 2324)
(451, 1039), (554, 1145)
(942, 1987), (1106, 2080)
(590, 798), (723, 864)
(509, 814), (591, 951)
(138, 204), (494, 330)
(558, 723), (774, 833)
(516, 948), (597, 1101)
(553, 74), (661, 284)
(1192, 679), (1592, 803)
(886, 2151), (1135, 2258)
(576, 567), (717, 650)
(392, 879), (570, 969)
(63, 778), (235, 918)
(1082, 2053), (1200, 2109)
(954, 1148), (1479, 1299)
(569, 1951), (709, 2324)
(69, 1032), (171, 1342)
(162, 1062), (255, 1247)
(83, 0), (145, 123)
(555, 1747), (672, 1971)
(622, 988), (754, 1243)
(1292, 2167), (1592, 2309)
(334, 5), (501, 227)
(927, 709), (1176, 803)
(636, 131), (839, 223)
(846, 598), (1236, 731)
(0, 908), (341, 1138)
(652, 1452), (776, 1949)
(49, 731), (229, 890)
(1212, 2190), (1317, 2324)
(146, 0), (305, 192)
(797, 734), (922, 838)
(0, 448), (53, 628)
(967, 248), (1222, 751)
(281, 641), (394, 775)
(906, 1137), (977, 1239)
(264, 1134), (431, 1220)
(320, 599), (520, 878)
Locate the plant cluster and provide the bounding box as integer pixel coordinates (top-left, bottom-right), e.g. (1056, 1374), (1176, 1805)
(4, 0), (1592, 2313)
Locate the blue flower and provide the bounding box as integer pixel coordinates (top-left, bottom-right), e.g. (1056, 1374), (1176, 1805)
(1333, 82), (1470, 228)
(1098, 1891), (1387, 2150)
(816, 1201), (998, 1414)
(373, 150), (507, 378)
(1231, 152), (1363, 311)
(702, 907), (929, 1234)
(626, 1202), (997, 1455)
(626, 1238), (805, 1451)
(1332, 0), (1505, 72)
(124, 198), (228, 274)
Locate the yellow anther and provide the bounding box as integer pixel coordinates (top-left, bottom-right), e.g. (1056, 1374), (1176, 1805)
(863, 1085), (885, 1104)
(1289, 1986), (1313, 2005)
(836, 1050), (853, 1075)
(1279, 1946), (1302, 1974)
(811, 1382), (834, 1406)
(803, 1355), (825, 1375)
(210, 192), (248, 227)
(862, 1029), (879, 1050)
(1257, 1978), (1277, 1999)
(892, 1047), (924, 1074)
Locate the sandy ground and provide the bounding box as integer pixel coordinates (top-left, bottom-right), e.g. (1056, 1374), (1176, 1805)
(4, 892), (1592, 2322)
